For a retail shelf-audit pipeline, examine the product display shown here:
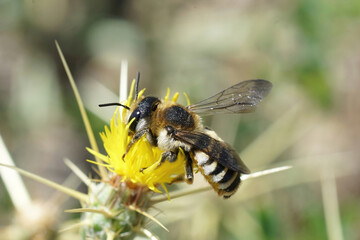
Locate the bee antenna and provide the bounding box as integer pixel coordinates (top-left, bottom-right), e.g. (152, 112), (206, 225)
(98, 103), (130, 110)
(135, 72), (140, 100)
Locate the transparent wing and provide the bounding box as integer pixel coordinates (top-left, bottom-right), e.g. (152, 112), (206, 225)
(187, 79), (272, 115)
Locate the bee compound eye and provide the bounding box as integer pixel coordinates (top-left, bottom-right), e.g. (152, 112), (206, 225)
(151, 102), (159, 111)
(165, 126), (175, 135)
(128, 110), (141, 132)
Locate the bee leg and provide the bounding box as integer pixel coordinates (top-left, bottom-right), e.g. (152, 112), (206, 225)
(169, 175), (185, 184)
(183, 150), (194, 184)
(159, 149), (179, 165)
(123, 128), (154, 160)
(139, 149), (179, 173)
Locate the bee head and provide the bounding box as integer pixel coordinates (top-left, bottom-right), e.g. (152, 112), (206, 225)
(128, 96), (160, 132)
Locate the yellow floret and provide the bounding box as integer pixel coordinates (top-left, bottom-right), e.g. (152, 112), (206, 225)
(88, 82), (186, 194)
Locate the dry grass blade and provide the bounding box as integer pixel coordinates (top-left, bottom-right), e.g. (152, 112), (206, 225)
(64, 158), (91, 186)
(241, 104), (312, 168)
(59, 220), (90, 233)
(0, 163), (89, 204)
(48, 172), (81, 208)
(241, 166), (292, 180)
(139, 228), (159, 240)
(106, 232), (115, 240)
(55, 40), (107, 180)
(150, 166), (292, 204)
(233, 153), (355, 202)
(128, 205), (169, 232)
(119, 60), (128, 103)
(65, 208), (114, 218)
(0, 135), (31, 211)
(321, 167), (344, 240)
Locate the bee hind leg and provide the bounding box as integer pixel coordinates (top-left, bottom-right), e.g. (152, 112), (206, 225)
(169, 175), (185, 184)
(183, 150), (194, 184)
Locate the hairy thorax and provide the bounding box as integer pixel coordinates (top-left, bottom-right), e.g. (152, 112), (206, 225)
(150, 101), (203, 152)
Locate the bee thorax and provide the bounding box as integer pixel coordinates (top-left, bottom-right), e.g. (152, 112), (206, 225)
(157, 128), (191, 152)
(164, 105), (195, 129)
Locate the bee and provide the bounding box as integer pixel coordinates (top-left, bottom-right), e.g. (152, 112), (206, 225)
(100, 74), (272, 198)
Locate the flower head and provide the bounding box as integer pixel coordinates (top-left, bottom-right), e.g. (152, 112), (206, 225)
(88, 82), (186, 194)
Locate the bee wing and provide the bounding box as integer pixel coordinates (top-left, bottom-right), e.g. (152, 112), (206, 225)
(173, 130), (250, 173)
(187, 79), (272, 115)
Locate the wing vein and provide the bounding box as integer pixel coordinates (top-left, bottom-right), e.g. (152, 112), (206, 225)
(187, 79), (272, 115)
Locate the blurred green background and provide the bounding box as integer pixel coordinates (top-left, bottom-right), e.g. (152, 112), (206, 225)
(0, 0), (359, 239)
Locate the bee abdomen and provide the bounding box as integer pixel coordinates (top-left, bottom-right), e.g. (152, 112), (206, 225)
(195, 151), (241, 199)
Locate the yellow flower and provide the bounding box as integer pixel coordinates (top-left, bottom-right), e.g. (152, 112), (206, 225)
(87, 83), (186, 194)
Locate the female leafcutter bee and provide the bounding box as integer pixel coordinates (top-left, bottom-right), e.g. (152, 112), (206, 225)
(100, 74), (272, 198)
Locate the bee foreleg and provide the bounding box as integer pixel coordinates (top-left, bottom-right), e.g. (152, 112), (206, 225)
(123, 128), (155, 160)
(183, 150), (194, 184)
